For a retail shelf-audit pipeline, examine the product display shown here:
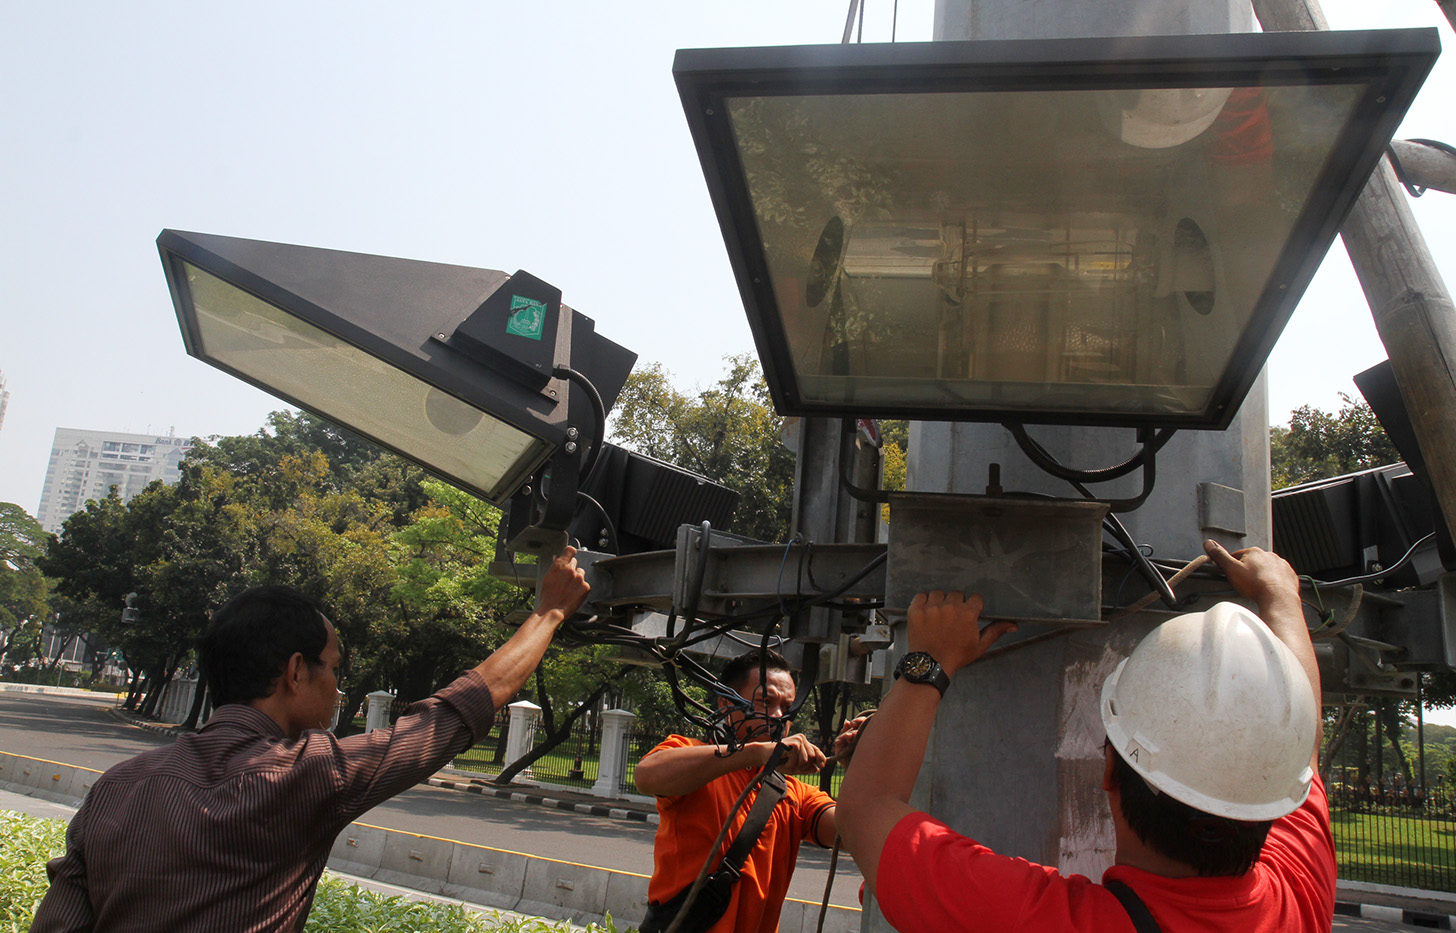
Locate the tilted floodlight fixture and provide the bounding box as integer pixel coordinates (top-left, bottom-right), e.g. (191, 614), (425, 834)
(158, 230), (636, 520)
(675, 28), (1439, 429)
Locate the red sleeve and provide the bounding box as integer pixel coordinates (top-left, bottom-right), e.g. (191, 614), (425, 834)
(1256, 775), (1337, 920)
(875, 812), (1129, 932)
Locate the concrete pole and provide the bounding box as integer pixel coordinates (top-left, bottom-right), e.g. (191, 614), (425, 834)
(592, 708), (636, 798)
(859, 7), (1260, 930)
(1251, 0), (1456, 552)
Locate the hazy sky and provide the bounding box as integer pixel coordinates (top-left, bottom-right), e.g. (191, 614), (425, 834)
(2, 0), (1453, 516)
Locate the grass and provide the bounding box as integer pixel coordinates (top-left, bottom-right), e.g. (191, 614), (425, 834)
(452, 742), (850, 797)
(0, 810), (625, 933)
(1329, 806), (1456, 892)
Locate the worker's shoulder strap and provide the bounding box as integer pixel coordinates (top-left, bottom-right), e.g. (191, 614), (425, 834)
(1103, 879), (1163, 933)
(718, 767), (787, 877)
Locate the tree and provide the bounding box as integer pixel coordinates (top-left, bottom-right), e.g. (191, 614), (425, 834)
(0, 504), (50, 670)
(1270, 394), (1400, 489)
(0, 503), (50, 568)
(611, 356), (796, 542)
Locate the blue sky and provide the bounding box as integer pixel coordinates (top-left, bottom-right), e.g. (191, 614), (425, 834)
(2, 0), (1452, 515)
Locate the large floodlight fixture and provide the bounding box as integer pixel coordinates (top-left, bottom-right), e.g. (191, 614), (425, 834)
(675, 28), (1438, 429)
(158, 230), (635, 513)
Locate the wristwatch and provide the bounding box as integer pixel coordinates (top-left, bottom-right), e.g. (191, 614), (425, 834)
(894, 652), (950, 697)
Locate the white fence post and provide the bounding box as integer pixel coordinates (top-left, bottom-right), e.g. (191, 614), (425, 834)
(591, 709), (636, 798)
(365, 690), (395, 734)
(505, 700), (542, 778)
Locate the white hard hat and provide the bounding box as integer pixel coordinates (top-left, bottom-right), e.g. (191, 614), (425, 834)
(1100, 602), (1318, 821)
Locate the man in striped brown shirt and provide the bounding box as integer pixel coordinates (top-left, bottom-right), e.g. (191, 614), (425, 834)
(32, 546), (590, 933)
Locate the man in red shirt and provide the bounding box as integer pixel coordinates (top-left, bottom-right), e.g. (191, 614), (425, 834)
(635, 649), (844, 933)
(837, 540), (1335, 932)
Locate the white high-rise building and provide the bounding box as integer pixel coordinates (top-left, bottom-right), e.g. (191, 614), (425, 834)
(35, 428), (195, 534)
(0, 370), (10, 437)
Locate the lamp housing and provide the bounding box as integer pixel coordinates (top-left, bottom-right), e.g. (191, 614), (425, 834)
(675, 28), (1439, 429)
(158, 230), (635, 507)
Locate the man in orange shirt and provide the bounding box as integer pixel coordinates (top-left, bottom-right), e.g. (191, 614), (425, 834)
(635, 648), (851, 933)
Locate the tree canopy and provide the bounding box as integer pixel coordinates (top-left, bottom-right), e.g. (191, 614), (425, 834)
(1270, 394), (1400, 490)
(610, 355), (795, 542)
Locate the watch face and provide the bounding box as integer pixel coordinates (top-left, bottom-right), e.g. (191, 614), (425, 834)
(903, 653), (935, 679)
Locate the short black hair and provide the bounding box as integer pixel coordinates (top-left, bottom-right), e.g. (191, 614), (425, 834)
(1111, 747), (1273, 876)
(720, 648), (792, 694)
(199, 585), (329, 707)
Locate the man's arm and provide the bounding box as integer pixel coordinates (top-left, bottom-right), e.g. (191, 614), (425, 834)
(1203, 539), (1321, 769)
(474, 547), (590, 711)
(635, 733), (824, 797)
(331, 547), (589, 816)
(836, 592), (1015, 893)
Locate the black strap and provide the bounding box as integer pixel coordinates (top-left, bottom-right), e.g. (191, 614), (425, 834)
(718, 768), (787, 878)
(1104, 880), (1163, 933)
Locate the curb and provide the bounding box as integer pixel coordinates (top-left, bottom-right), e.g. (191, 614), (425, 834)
(1335, 899), (1455, 928)
(107, 708), (190, 738)
(425, 777), (660, 826)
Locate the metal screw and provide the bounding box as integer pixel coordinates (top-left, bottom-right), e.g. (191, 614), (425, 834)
(567, 427), (579, 440)
(706, 107), (714, 115)
(437, 333), (447, 340)
(565, 441), (578, 454)
(549, 389), (558, 398)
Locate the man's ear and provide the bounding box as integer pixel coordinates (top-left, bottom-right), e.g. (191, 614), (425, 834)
(280, 652), (309, 696)
(1102, 745), (1118, 794)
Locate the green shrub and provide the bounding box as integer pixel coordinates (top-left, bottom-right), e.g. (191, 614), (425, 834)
(0, 810), (68, 931)
(0, 809), (626, 933)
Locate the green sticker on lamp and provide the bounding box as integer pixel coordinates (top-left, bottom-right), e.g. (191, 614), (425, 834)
(506, 296), (547, 340)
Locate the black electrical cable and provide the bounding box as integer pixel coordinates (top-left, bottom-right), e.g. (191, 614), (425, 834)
(1388, 139), (1456, 198)
(551, 365), (607, 486)
(575, 491), (618, 553)
(1307, 532), (1436, 587)
(1005, 423), (1176, 485)
(1101, 513), (1178, 609)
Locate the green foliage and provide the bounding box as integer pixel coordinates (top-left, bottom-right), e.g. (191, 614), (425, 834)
(610, 356), (795, 542)
(0, 812), (627, 933)
(305, 874), (498, 932)
(0, 811), (67, 929)
(0, 504), (49, 569)
(1270, 395), (1400, 490)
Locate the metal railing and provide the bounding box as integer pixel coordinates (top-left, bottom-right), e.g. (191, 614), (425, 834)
(1328, 783), (1456, 892)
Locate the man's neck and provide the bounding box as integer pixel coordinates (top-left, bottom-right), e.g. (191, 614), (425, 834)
(247, 695), (301, 741)
(1112, 818), (1199, 878)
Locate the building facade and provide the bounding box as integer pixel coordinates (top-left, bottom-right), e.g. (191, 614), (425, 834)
(35, 428), (194, 534)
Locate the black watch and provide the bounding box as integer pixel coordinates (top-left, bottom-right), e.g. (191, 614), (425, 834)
(894, 651), (950, 697)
